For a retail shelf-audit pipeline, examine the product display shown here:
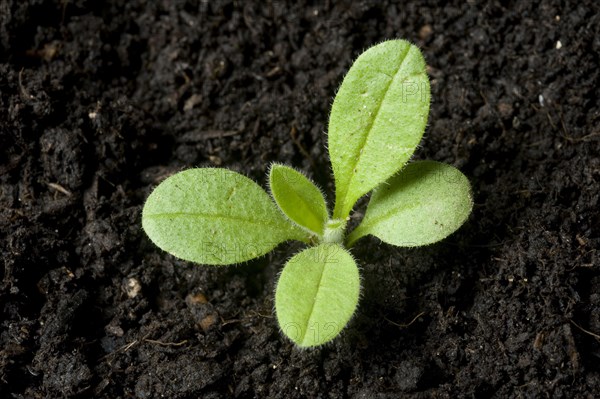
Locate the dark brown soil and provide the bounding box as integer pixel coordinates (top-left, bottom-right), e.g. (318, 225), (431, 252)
(1, 1), (599, 397)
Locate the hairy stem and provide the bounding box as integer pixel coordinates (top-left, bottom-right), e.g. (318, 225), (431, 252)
(321, 219), (347, 245)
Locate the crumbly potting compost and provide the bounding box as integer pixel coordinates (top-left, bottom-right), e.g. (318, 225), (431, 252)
(1, 1), (599, 397)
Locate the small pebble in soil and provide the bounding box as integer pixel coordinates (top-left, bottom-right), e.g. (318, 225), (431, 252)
(124, 277), (142, 298)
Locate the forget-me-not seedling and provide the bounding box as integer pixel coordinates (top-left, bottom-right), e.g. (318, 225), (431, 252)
(142, 39), (473, 347)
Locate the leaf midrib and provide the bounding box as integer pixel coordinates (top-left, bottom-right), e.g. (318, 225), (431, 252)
(300, 257), (327, 346)
(335, 44), (412, 218)
(362, 200), (421, 232)
(144, 211), (283, 228)
(280, 186), (324, 234)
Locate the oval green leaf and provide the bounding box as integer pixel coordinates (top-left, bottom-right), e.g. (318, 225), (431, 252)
(142, 168), (309, 265)
(275, 244), (360, 347)
(269, 164), (329, 235)
(346, 161), (473, 247)
(329, 39), (431, 219)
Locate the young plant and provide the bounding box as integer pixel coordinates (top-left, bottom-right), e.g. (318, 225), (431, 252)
(142, 39), (473, 347)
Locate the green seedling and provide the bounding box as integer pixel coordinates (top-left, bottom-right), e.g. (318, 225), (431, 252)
(142, 39), (473, 347)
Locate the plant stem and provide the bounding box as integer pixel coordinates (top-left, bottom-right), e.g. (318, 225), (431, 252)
(321, 219), (346, 245)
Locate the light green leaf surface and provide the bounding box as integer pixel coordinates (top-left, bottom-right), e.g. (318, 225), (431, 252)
(346, 161), (473, 247)
(275, 244), (360, 347)
(142, 168), (309, 265)
(329, 39), (431, 219)
(269, 164), (329, 235)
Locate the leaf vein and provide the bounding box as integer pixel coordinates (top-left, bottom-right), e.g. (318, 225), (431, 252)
(300, 260), (327, 345)
(361, 201), (422, 232)
(145, 212), (283, 228)
(336, 44), (412, 216)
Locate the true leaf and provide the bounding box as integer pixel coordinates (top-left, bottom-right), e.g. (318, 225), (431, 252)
(346, 161), (473, 247)
(269, 164), (329, 235)
(329, 39), (431, 219)
(275, 244), (360, 347)
(142, 168), (309, 265)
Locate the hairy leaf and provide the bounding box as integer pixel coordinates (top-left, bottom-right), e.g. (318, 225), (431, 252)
(142, 168), (309, 265)
(275, 244), (360, 347)
(269, 164), (329, 235)
(346, 161), (473, 247)
(329, 39), (430, 219)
